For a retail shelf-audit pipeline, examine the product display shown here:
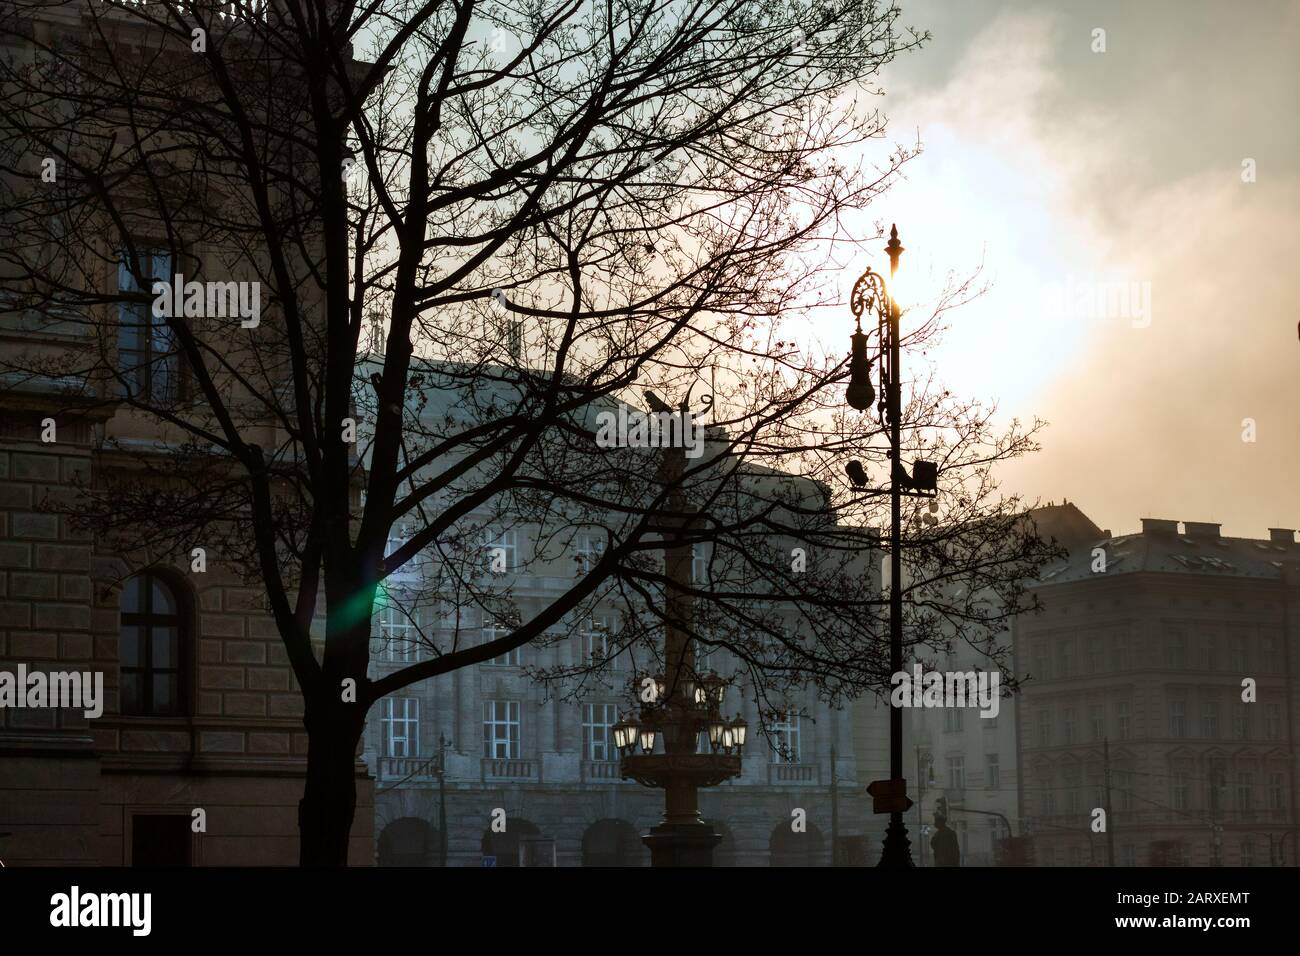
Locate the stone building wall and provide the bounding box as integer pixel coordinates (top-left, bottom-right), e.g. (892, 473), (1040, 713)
(1, 407), (373, 866)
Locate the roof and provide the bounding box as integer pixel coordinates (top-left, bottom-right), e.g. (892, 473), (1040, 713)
(1030, 520), (1300, 586)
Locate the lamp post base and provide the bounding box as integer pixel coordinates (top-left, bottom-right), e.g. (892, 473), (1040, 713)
(878, 813), (914, 868)
(642, 821), (721, 867)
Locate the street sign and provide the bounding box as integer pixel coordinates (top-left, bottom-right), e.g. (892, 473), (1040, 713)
(481, 856), (497, 867)
(867, 778), (914, 814)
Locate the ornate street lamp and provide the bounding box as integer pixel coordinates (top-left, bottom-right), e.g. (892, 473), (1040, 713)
(844, 225), (939, 868)
(613, 716), (639, 756)
(616, 409), (747, 866)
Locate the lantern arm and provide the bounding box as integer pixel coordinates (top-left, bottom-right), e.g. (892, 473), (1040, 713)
(849, 268), (889, 330)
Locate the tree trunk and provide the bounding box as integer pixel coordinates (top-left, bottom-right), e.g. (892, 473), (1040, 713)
(298, 700), (365, 866)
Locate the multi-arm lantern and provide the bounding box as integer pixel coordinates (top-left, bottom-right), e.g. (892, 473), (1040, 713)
(613, 672), (747, 760)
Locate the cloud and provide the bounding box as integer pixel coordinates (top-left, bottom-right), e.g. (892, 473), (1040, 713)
(881, 6), (1300, 536)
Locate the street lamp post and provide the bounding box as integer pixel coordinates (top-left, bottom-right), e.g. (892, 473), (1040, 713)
(916, 747), (933, 866)
(615, 400), (747, 866)
(845, 225), (936, 868)
(436, 733), (448, 868)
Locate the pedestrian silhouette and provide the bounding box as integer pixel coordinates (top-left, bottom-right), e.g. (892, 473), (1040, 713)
(931, 813), (960, 866)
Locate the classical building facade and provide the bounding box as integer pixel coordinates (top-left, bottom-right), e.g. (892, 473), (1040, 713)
(1015, 516), (1300, 866)
(360, 402), (882, 866)
(0, 404), (373, 866)
(0, 2), (371, 866)
(365, 643), (873, 867)
(901, 502), (1105, 866)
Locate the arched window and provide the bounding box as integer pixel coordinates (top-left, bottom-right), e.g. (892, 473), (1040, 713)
(120, 572), (185, 716)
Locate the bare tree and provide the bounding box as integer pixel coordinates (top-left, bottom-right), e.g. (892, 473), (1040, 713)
(0, 0), (1055, 865)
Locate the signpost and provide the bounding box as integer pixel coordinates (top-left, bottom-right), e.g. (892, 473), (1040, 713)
(867, 779), (914, 815)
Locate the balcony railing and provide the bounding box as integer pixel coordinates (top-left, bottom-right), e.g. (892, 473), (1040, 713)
(581, 759), (623, 782)
(377, 755), (441, 784)
(768, 762), (819, 785)
(481, 757), (537, 782)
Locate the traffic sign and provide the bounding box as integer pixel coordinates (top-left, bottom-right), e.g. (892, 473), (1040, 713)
(867, 778), (914, 814)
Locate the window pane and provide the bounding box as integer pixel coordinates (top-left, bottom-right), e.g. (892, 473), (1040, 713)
(118, 308), (147, 354)
(151, 578), (177, 615)
(152, 674), (177, 714)
(120, 624), (144, 666)
(151, 626), (177, 668)
(121, 577), (144, 615)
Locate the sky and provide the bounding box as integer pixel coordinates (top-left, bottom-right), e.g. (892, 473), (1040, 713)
(846, 0), (1300, 538)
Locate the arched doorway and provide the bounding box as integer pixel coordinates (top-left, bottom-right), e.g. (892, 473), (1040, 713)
(481, 818), (542, 866)
(769, 820), (826, 866)
(378, 817), (441, 867)
(581, 819), (643, 866)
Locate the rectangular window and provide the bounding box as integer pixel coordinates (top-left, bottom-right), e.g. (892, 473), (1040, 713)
(382, 697), (419, 758)
(1171, 772), (1189, 811)
(1208, 760), (1228, 812)
(947, 755), (965, 791)
(770, 714), (801, 763)
(482, 700), (520, 758)
(580, 611), (617, 663)
(1200, 700), (1219, 738)
(1089, 705), (1104, 741)
(985, 753), (1000, 790)
(1062, 708), (1076, 744)
(943, 707), (964, 733)
(1167, 631), (1186, 669)
(385, 526), (422, 581)
(1088, 637), (1103, 673)
(118, 249), (180, 401)
(1033, 643), (1051, 680)
(1269, 773), (1286, 810)
(574, 533), (606, 574)
(1169, 699), (1186, 738)
(482, 617), (521, 666)
(1240, 840), (1256, 868)
(1261, 635), (1280, 670)
(1116, 700), (1131, 740)
(1230, 638), (1247, 671)
(1063, 767), (1080, 813)
(691, 544), (709, 585)
(582, 703), (618, 761)
(483, 529), (518, 574)
(376, 602), (419, 662)
(1038, 709), (1052, 747)
(1234, 708), (1249, 740)
(1237, 773), (1254, 814)
(1058, 640), (1073, 677)
(1266, 703), (1281, 739)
